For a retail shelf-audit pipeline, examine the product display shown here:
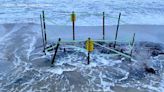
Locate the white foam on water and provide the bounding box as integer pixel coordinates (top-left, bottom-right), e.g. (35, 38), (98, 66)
(26, 36), (37, 60)
(95, 55), (110, 65)
(99, 72), (114, 92)
(66, 45), (88, 54)
(118, 72), (129, 82)
(159, 73), (164, 92)
(14, 49), (22, 66)
(46, 67), (76, 75)
(94, 54), (122, 66)
(22, 63), (33, 72)
(55, 53), (120, 69)
(142, 84), (160, 92)
(87, 61), (98, 67)
(55, 55), (73, 66)
(19, 79), (35, 92)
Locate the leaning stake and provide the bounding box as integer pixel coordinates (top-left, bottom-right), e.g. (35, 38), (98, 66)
(103, 12), (105, 40)
(40, 14), (45, 52)
(114, 13), (121, 48)
(42, 11), (47, 45)
(51, 38), (61, 65)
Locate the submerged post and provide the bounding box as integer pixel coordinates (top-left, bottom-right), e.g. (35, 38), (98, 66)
(130, 33), (136, 56)
(114, 13), (121, 48)
(87, 51), (90, 65)
(51, 38), (61, 65)
(103, 12), (105, 40)
(87, 38), (91, 64)
(71, 11), (76, 40)
(42, 10), (47, 45)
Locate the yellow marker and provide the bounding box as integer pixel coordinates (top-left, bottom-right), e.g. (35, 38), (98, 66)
(71, 11), (76, 22)
(86, 38), (94, 52)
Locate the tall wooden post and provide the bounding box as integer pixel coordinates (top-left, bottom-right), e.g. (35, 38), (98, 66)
(42, 11), (47, 45)
(103, 12), (105, 40)
(73, 19), (75, 40)
(40, 14), (45, 52)
(51, 38), (61, 65)
(71, 11), (76, 40)
(114, 13), (121, 48)
(130, 33), (135, 56)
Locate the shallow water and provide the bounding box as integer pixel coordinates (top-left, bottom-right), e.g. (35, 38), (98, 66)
(0, 23), (164, 92)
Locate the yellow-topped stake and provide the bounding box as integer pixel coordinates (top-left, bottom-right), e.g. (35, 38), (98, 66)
(71, 11), (76, 22)
(86, 38), (94, 52)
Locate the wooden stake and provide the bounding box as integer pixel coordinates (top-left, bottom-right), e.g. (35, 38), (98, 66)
(42, 11), (47, 45)
(114, 13), (121, 48)
(103, 12), (105, 40)
(131, 33), (135, 46)
(51, 38), (61, 65)
(72, 11), (75, 40)
(40, 14), (45, 52)
(130, 33), (135, 56)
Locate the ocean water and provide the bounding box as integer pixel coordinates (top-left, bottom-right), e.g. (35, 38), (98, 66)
(0, 24), (164, 92)
(0, 0), (164, 92)
(0, 0), (164, 25)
